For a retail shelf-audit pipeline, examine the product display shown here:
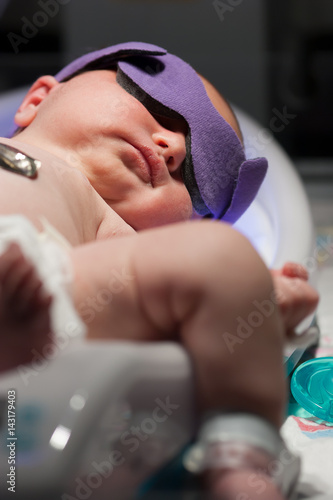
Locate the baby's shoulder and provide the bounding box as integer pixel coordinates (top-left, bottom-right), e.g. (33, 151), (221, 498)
(0, 138), (100, 243)
(1, 137), (92, 194)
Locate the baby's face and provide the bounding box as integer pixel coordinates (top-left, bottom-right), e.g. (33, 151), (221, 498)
(41, 69), (193, 230)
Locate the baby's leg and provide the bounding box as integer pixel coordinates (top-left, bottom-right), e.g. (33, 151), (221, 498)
(70, 221), (287, 500)
(70, 220), (286, 427)
(0, 243), (52, 373)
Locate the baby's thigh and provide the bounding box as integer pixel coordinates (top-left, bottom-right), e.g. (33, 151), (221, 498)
(131, 220), (271, 320)
(130, 221), (285, 423)
(69, 220), (271, 340)
(69, 222), (285, 423)
(69, 233), (149, 340)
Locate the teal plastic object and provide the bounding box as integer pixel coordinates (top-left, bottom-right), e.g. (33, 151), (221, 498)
(291, 357), (333, 423)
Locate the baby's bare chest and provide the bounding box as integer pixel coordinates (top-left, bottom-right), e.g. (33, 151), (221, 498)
(0, 155), (99, 246)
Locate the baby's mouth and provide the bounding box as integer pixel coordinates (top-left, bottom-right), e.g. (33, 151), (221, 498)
(127, 142), (166, 187)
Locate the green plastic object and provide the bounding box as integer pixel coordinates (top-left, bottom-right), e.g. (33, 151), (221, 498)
(291, 357), (333, 423)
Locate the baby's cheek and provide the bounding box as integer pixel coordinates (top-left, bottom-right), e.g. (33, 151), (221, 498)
(174, 187), (193, 221)
(148, 186), (192, 225)
(176, 200), (193, 222)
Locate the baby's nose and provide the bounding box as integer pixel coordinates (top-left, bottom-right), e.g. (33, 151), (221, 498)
(152, 129), (186, 172)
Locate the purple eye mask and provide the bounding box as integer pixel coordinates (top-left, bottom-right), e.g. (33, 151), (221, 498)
(55, 41), (268, 222)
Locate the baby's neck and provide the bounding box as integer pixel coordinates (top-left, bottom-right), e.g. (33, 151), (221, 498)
(14, 129), (69, 167)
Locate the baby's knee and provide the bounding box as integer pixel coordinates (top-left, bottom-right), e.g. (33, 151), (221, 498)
(188, 220), (272, 291)
(189, 220), (261, 261)
(132, 220), (275, 333)
(153, 219), (274, 306)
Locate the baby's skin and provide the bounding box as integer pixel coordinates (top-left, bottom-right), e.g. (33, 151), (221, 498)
(0, 67), (319, 500)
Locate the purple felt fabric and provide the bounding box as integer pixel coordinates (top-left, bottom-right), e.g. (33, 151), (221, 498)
(55, 41), (166, 82)
(44, 42), (269, 222)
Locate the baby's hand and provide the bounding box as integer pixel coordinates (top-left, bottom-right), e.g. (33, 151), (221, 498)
(270, 263), (319, 337)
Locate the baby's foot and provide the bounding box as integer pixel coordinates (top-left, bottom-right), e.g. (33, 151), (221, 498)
(0, 242), (53, 373)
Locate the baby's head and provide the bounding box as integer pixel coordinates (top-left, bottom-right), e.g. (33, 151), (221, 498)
(13, 42), (267, 229)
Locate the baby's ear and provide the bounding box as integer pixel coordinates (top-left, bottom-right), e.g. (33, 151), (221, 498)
(14, 75), (59, 128)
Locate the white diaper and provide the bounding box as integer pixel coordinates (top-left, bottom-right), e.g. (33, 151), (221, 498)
(0, 214), (86, 342)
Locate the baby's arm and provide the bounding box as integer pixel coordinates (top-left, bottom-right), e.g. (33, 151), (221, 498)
(271, 263), (319, 337)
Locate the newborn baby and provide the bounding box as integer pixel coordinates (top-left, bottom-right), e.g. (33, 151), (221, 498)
(0, 42), (318, 500)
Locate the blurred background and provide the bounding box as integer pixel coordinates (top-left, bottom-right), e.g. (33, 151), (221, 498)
(1, 0), (333, 177)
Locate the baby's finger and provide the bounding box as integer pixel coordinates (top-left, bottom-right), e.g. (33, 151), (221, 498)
(279, 277), (319, 332)
(282, 262), (309, 280)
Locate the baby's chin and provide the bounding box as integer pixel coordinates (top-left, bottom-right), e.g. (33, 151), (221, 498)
(123, 209), (192, 231)
(115, 198), (192, 230)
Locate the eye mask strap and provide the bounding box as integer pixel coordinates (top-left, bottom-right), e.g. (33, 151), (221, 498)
(222, 157), (268, 222)
(55, 42), (167, 82)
